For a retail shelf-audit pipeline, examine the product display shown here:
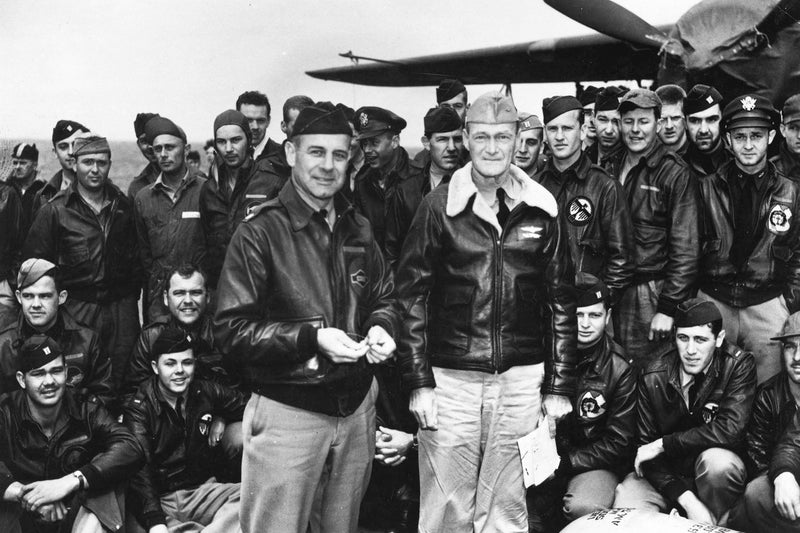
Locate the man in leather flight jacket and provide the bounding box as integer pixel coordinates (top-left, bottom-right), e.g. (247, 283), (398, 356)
(214, 104), (399, 533)
(697, 93), (800, 383)
(535, 96), (634, 306)
(615, 299), (756, 527)
(603, 89), (700, 369)
(772, 94), (800, 183)
(729, 311), (800, 532)
(0, 335), (143, 533)
(395, 91), (577, 533)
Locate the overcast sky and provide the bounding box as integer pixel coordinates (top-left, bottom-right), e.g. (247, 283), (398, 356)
(0, 0), (700, 145)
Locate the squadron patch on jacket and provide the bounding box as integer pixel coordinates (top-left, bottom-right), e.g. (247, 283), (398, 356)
(578, 390), (607, 419)
(768, 204), (792, 234)
(350, 269), (368, 288)
(198, 413), (212, 436)
(702, 402), (719, 424)
(566, 196), (594, 226)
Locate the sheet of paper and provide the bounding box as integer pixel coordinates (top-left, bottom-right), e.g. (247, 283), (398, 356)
(517, 415), (560, 488)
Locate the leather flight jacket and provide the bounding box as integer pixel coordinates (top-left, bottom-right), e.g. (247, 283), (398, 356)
(745, 371), (797, 478)
(684, 140), (732, 178)
(124, 377), (246, 529)
(698, 160), (800, 312)
(603, 141), (700, 316)
(213, 182), (399, 417)
(534, 152), (635, 306)
(395, 164), (577, 396)
(769, 409), (800, 483)
(0, 181), (22, 284)
(636, 340), (756, 504)
(771, 142), (800, 182)
(556, 335), (636, 475)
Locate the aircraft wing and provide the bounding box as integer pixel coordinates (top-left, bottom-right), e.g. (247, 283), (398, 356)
(306, 31), (665, 87)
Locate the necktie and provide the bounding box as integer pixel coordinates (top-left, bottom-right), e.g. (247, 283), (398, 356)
(689, 372), (705, 407)
(175, 397), (186, 425)
(496, 188), (510, 228)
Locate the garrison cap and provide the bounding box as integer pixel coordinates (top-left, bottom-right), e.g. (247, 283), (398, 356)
(579, 85), (601, 108)
(292, 105), (352, 137)
(466, 92), (517, 125)
(595, 86), (628, 113)
(423, 107), (462, 136)
(213, 109), (251, 143)
(574, 272), (609, 308)
(772, 311), (800, 341)
(354, 106), (406, 140)
(18, 335), (62, 374)
(73, 135), (110, 158)
(782, 94), (800, 125)
(152, 328), (195, 361)
(542, 96), (582, 124)
(134, 113), (160, 139)
(674, 298), (722, 328)
(12, 143), (38, 162)
(336, 103), (356, 124)
(618, 89), (662, 114)
(436, 79), (466, 103)
(684, 84), (723, 116)
(52, 120), (89, 145)
(722, 94), (779, 130)
(518, 112), (543, 131)
(145, 116), (186, 145)
(17, 258), (57, 290)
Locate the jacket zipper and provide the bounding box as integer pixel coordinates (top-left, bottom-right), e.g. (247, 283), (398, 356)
(492, 217), (506, 372)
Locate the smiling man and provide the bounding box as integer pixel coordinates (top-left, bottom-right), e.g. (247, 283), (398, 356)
(729, 311), (800, 531)
(535, 95), (633, 306)
(133, 116), (206, 322)
(395, 91), (576, 532)
(199, 109), (283, 289)
(214, 104), (399, 532)
(697, 93), (800, 383)
(25, 135), (142, 395)
(615, 298), (756, 527)
(683, 84), (730, 177)
(604, 88), (699, 370)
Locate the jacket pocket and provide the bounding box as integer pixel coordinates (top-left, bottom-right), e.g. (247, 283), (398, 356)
(512, 279), (544, 355)
(429, 285), (474, 356)
(61, 246), (90, 267)
(577, 238), (606, 274)
(633, 223), (668, 267)
(772, 244), (793, 280)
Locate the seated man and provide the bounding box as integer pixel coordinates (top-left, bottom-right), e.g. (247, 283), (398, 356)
(124, 328), (246, 533)
(729, 311), (800, 532)
(615, 298), (756, 526)
(123, 264), (234, 401)
(0, 258), (112, 405)
(0, 335), (143, 533)
(528, 275), (636, 531)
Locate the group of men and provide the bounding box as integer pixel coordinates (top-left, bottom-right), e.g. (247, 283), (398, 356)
(2, 76), (800, 533)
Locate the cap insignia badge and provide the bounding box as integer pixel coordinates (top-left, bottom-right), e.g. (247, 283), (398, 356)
(359, 113), (369, 128)
(741, 96), (757, 111)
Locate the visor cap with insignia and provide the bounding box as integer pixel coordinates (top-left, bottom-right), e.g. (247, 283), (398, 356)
(722, 93), (779, 130)
(684, 84), (723, 116)
(466, 92), (517, 125)
(782, 94), (800, 125)
(354, 106), (406, 140)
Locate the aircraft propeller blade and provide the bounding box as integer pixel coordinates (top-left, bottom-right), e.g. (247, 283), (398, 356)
(756, 0), (800, 42)
(543, 0), (678, 53)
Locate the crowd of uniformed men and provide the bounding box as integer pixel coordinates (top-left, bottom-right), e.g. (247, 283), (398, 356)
(3, 79), (800, 533)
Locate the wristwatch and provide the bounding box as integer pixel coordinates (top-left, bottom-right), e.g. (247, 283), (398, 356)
(72, 470), (87, 491)
(411, 434), (419, 450)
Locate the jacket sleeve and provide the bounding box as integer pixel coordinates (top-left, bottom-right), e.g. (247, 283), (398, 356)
(22, 202), (58, 262)
(656, 162), (700, 316)
(395, 196), (442, 392)
(213, 221), (320, 367)
(782, 193), (800, 313)
(566, 361), (636, 473)
(123, 397), (168, 529)
(362, 232), (400, 340)
(542, 212), (577, 397)
(770, 410), (800, 483)
(122, 327), (159, 402)
(133, 194), (153, 275)
(1, 186), (23, 285)
(208, 381), (247, 422)
(78, 403), (144, 492)
(82, 333), (114, 408)
(637, 372), (692, 504)
(598, 177), (635, 307)
(384, 186), (407, 271)
(745, 386), (779, 478)
(662, 352), (756, 457)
